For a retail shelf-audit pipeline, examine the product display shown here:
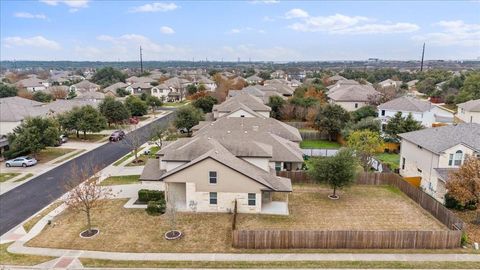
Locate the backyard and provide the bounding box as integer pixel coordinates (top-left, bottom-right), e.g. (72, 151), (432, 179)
(375, 153), (400, 170)
(26, 185), (447, 253)
(237, 185), (446, 231)
(299, 139), (341, 149)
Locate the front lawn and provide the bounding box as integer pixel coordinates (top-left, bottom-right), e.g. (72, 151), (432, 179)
(0, 243), (55, 266)
(26, 199), (234, 253)
(162, 100), (189, 107)
(113, 147), (145, 166)
(23, 201), (64, 233)
(14, 173), (34, 182)
(0, 173), (20, 183)
(68, 133), (108, 143)
(375, 153), (400, 170)
(300, 139), (341, 149)
(35, 147), (76, 163)
(99, 175), (140, 186)
(237, 185), (446, 231)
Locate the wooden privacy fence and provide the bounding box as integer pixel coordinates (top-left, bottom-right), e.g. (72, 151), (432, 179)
(238, 171), (466, 249)
(232, 230), (462, 249)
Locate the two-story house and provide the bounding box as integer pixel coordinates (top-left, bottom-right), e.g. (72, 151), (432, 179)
(456, 99), (480, 124)
(378, 96), (453, 129)
(327, 83), (380, 112)
(398, 123), (480, 203)
(212, 92), (271, 119)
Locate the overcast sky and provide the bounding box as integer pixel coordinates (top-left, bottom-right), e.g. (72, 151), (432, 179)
(1, 0), (479, 61)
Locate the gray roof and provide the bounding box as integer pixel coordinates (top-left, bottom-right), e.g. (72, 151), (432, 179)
(193, 117), (302, 142)
(213, 93), (271, 113)
(103, 82), (128, 93)
(434, 168), (458, 181)
(378, 96), (432, 112)
(15, 77), (45, 88)
(159, 138), (292, 192)
(327, 84), (379, 102)
(399, 123), (480, 154)
(72, 80), (100, 91)
(140, 159), (165, 181)
(0, 97), (47, 122)
(126, 76), (156, 84)
(246, 75), (263, 82)
(75, 91), (105, 100)
(457, 99), (480, 112)
(327, 75), (347, 82)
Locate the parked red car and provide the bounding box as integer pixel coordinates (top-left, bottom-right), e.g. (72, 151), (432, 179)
(129, 117), (139, 125)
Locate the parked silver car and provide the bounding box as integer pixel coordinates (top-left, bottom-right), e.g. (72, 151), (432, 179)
(5, 156), (37, 167)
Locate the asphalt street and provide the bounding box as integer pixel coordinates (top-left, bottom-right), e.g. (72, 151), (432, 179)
(0, 112), (176, 235)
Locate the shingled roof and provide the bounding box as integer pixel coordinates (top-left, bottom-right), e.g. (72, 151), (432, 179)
(378, 96), (432, 112)
(457, 99), (480, 112)
(327, 84), (379, 102)
(399, 123), (480, 154)
(213, 92), (271, 113)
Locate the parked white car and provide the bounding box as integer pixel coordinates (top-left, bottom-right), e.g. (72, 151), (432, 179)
(5, 156), (37, 167)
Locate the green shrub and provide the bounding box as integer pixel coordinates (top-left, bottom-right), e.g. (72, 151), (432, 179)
(461, 232), (469, 246)
(146, 200), (166, 215)
(445, 193), (478, 210)
(138, 189), (165, 203)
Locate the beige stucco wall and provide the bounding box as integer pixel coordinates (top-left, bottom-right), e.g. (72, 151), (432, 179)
(332, 101), (368, 112)
(241, 157), (269, 171)
(438, 144), (476, 168)
(163, 158), (267, 213)
(457, 110), (480, 124)
(165, 161), (187, 171)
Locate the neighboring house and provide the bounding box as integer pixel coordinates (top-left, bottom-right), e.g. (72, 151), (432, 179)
(212, 92), (271, 119)
(195, 76), (216, 91)
(378, 79), (403, 89)
(15, 77), (49, 92)
(290, 79), (302, 88)
(75, 91), (105, 101)
(0, 96), (99, 135)
(192, 117), (302, 143)
(151, 83), (170, 100)
(456, 99), (480, 124)
(103, 82), (129, 96)
(327, 84), (379, 111)
(407, 80), (419, 90)
(126, 82), (154, 95)
(378, 96), (454, 128)
(245, 75), (263, 84)
(326, 75), (347, 84)
(398, 123), (480, 203)
(228, 86), (285, 104)
(271, 70), (286, 79)
(69, 80), (100, 93)
(126, 76), (156, 84)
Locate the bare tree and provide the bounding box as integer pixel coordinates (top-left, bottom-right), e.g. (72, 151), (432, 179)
(167, 191), (178, 233)
(50, 86), (68, 100)
(122, 126), (144, 163)
(151, 123), (168, 149)
(64, 162), (114, 236)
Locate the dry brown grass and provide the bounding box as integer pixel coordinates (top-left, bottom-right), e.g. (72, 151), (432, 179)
(237, 185), (447, 231)
(454, 210), (480, 243)
(0, 243), (54, 266)
(27, 199), (235, 253)
(23, 201), (64, 233)
(36, 147), (76, 163)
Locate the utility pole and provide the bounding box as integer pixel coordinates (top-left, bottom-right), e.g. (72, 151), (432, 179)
(139, 46), (143, 73)
(420, 42), (425, 72)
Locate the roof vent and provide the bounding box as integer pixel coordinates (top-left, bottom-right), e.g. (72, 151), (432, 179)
(244, 131), (247, 133)
(252, 126), (259, 131)
(227, 130), (231, 133)
(214, 151), (219, 154)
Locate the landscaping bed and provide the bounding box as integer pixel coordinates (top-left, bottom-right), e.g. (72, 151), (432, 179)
(237, 185), (446, 231)
(300, 140), (341, 149)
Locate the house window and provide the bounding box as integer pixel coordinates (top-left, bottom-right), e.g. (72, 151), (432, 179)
(209, 192), (217, 205)
(417, 168), (423, 173)
(248, 193), (256, 206)
(454, 150), (463, 166)
(381, 110), (385, 116)
(401, 157), (405, 170)
(209, 171), (217, 184)
(448, 154), (454, 166)
(354, 103), (358, 108)
(275, 162), (282, 172)
(240, 115), (245, 117)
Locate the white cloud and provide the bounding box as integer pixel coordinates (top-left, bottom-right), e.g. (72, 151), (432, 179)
(96, 34), (189, 60)
(286, 11), (419, 34)
(228, 27), (265, 34)
(160, 26), (175, 34)
(263, 16), (275, 22)
(412, 20), (480, 47)
(14, 12), (47, 19)
(3, 36), (61, 50)
(39, 0), (89, 9)
(285, 8), (309, 19)
(130, 2), (178, 13)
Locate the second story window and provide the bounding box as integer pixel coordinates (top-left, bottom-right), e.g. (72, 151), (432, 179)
(209, 171), (217, 184)
(275, 162), (282, 172)
(381, 110), (385, 116)
(454, 150), (463, 166)
(355, 103), (358, 108)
